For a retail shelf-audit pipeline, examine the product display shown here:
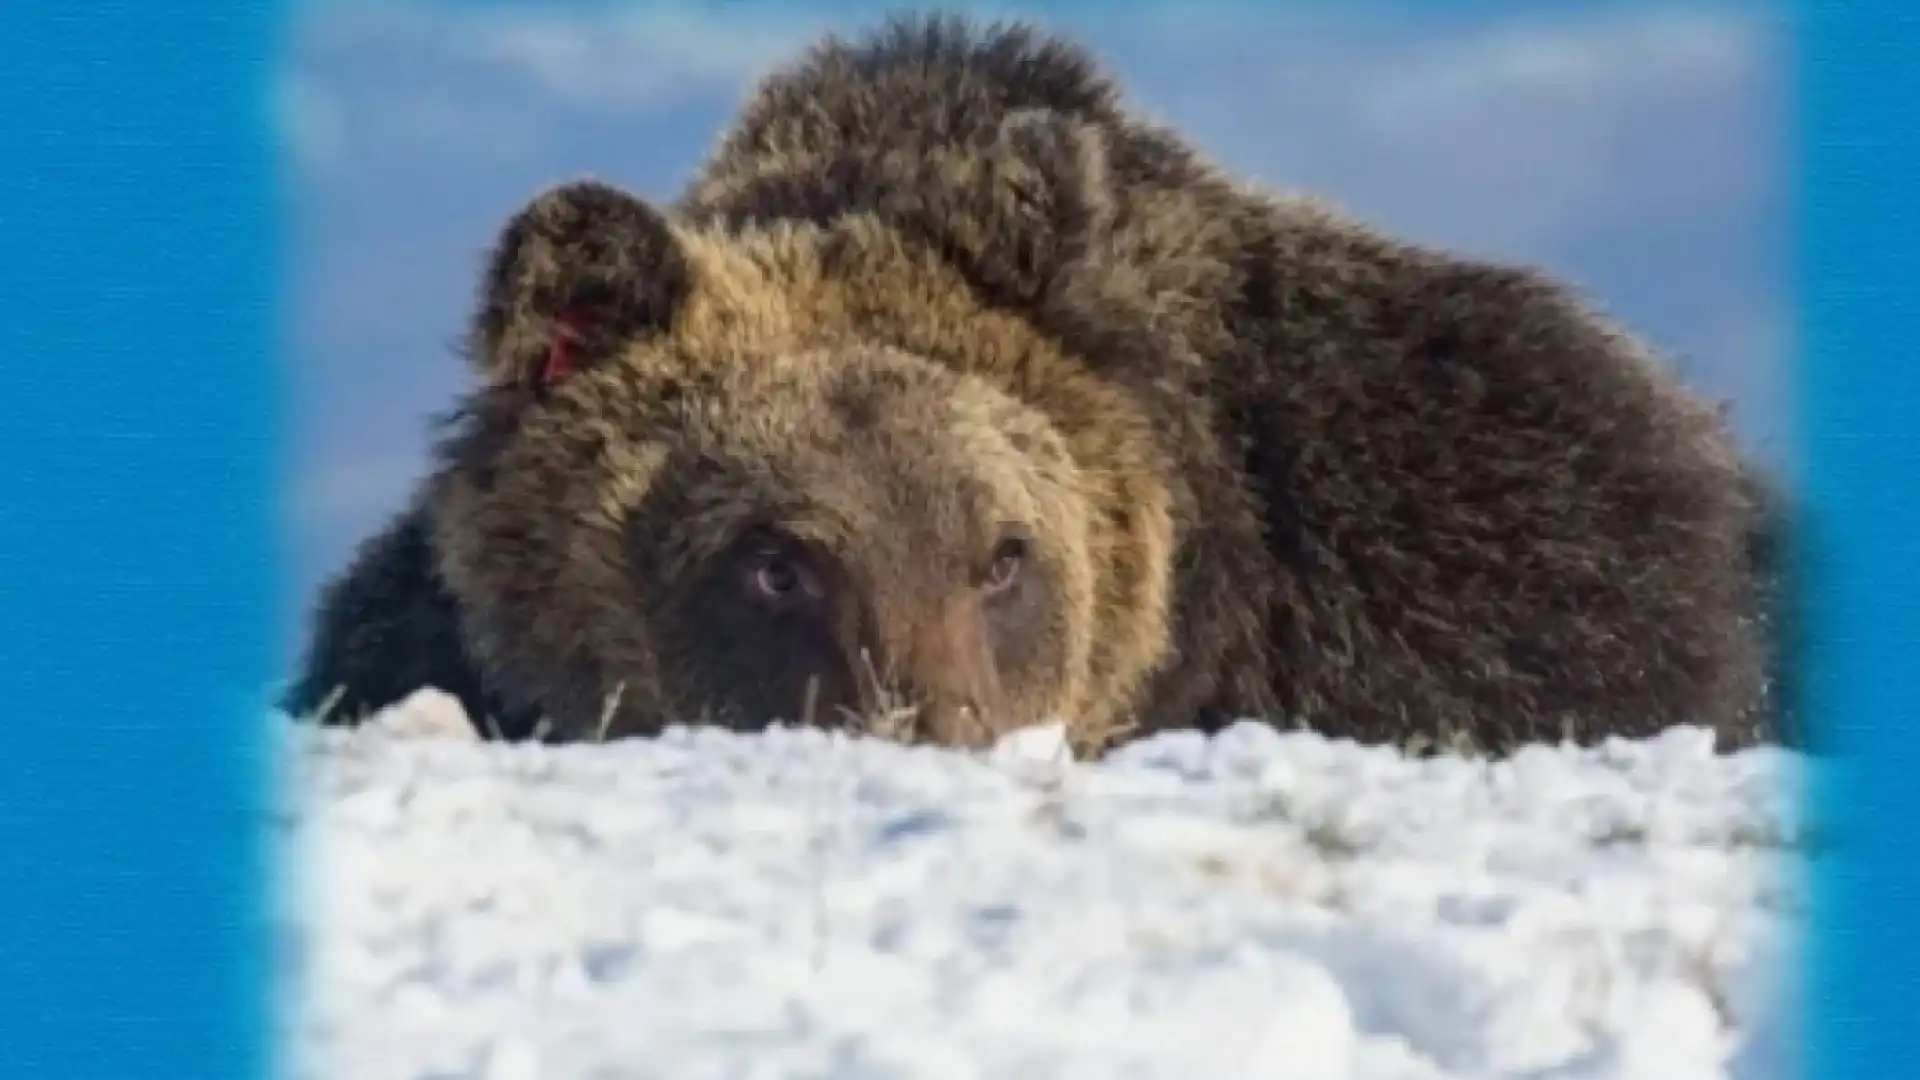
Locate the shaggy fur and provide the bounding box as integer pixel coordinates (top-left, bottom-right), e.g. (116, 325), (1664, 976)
(285, 13), (1794, 755)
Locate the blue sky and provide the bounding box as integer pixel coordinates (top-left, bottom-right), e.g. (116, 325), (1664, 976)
(279, 2), (1791, 622)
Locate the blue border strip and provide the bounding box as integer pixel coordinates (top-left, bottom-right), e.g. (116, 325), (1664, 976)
(0, 4), (278, 1079)
(1802, 1), (1920, 1078)
(1, 2), (1908, 1077)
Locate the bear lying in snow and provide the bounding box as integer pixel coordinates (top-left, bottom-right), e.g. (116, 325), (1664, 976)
(285, 13), (1796, 757)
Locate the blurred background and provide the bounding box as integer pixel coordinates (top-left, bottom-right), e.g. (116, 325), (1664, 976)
(278, 1), (1792, 648)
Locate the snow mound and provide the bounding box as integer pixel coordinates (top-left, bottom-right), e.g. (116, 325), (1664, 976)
(275, 689), (1808, 1080)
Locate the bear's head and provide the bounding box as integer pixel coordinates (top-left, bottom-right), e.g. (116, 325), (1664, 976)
(426, 166), (1176, 753)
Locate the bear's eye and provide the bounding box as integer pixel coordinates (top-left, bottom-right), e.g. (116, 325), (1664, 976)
(754, 557), (799, 597)
(739, 536), (825, 611)
(982, 532), (1028, 596)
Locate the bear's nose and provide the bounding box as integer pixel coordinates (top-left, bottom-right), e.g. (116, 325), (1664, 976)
(914, 694), (1000, 749)
(872, 590), (1006, 748)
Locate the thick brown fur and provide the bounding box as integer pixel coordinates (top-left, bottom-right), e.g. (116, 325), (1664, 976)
(285, 12), (1795, 755)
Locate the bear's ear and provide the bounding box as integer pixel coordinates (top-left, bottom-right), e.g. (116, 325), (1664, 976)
(467, 179), (691, 393)
(988, 107), (1116, 244)
(902, 107), (1115, 307)
(690, 107), (1113, 310)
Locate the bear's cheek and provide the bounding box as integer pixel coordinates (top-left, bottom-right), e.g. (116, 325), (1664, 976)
(430, 458), (658, 718)
(710, 638), (860, 730)
(985, 576), (1083, 727)
(640, 573), (860, 730)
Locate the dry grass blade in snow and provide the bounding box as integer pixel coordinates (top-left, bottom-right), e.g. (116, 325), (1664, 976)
(275, 689), (1808, 1080)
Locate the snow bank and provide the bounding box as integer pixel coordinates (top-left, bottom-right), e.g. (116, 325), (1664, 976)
(275, 690), (1808, 1080)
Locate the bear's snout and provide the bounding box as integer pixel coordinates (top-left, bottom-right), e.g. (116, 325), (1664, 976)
(871, 590), (1007, 747)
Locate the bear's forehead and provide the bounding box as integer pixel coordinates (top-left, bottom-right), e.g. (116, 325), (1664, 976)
(664, 359), (1047, 523)
(660, 218), (1056, 373)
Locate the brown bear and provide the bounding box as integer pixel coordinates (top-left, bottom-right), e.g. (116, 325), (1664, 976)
(284, 13), (1793, 756)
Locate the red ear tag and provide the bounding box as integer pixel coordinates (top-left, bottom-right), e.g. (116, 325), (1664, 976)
(540, 310), (586, 387)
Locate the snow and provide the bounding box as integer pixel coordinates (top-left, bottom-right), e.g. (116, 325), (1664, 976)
(275, 689), (1809, 1080)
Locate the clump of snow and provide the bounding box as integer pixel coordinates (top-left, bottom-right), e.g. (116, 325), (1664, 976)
(275, 690), (1809, 1080)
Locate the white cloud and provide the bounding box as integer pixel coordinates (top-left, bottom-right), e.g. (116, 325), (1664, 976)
(293, 2), (844, 112)
(1086, 6), (1780, 259)
(279, 3), (854, 180)
(361, 2), (1065, 111)
(450, 7), (837, 110)
(1345, 11), (1772, 246)
(1358, 10), (1759, 122)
